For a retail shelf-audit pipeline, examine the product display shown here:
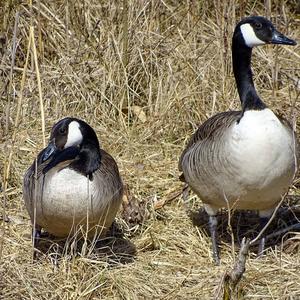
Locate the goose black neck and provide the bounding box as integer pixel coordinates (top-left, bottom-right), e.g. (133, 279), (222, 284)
(232, 38), (267, 111)
(70, 141), (101, 179)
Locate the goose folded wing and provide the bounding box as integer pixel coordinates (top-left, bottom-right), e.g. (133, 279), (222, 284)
(178, 110), (241, 174)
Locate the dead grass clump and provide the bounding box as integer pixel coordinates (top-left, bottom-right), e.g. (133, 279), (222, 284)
(1, 0), (300, 299)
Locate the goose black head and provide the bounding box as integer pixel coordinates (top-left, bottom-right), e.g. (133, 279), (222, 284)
(41, 117), (100, 162)
(234, 16), (296, 48)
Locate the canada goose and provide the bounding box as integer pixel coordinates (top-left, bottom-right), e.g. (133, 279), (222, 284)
(23, 117), (123, 252)
(179, 16), (298, 264)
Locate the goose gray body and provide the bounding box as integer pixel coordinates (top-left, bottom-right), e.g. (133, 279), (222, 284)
(179, 16), (298, 263)
(23, 149), (123, 237)
(179, 109), (297, 214)
(23, 118), (123, 239)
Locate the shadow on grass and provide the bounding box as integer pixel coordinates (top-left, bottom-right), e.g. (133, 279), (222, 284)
(34, 221), (137, 265)
(188, 195), (300, 254)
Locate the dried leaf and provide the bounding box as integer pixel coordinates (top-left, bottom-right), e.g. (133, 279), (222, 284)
(131, 105), (147, 123)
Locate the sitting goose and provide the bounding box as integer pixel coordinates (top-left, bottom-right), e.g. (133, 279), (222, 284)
(179, 16), (298, 264)
(23, 117), (123, 252)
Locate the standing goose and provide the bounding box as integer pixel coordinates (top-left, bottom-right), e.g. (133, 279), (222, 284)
(23, 117), (123, 251)
(179, 16), (298, 264)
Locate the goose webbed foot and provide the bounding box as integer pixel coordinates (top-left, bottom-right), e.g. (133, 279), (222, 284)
(209, 215), (220, 265)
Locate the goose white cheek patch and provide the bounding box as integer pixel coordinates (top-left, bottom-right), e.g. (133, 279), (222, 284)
(240, 23), (265, 47)
(64, 121), (83, 148)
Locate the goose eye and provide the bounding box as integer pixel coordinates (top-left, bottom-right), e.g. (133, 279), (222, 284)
(59, 127), (67, 135)
(254, 22), (262, 29)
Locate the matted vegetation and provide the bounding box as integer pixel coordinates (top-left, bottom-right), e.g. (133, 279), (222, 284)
(1, 1), (300, 299)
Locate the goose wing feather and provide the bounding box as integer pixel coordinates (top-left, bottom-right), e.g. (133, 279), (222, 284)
(178, 111), (241, 176)
(276, 113), (300, 161)
(23, 149), (53, 220)
(93, 149), (124, 202)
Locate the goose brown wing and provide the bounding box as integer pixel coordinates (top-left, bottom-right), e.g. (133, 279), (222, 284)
(23, 150), (48, 221)
(178, 111), (241, 175)
(276, 113), (300, 163)
(93, 149), (124, 202)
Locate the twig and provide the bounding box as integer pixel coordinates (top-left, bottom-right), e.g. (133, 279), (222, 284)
(223, 238), (250, 300)
(154, 188), (183, 210)
(249, 193), (287, 246)
(122, 0), (129, 69)
(30, 18), (46, 147)
(251, 222), (300, 246)
(223, 191), (235, 262)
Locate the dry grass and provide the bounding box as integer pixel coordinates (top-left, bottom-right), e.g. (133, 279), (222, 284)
(1, 0), (300, 299)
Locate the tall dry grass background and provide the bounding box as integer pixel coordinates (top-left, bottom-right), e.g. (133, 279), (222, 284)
(0, 0), (300, 299)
